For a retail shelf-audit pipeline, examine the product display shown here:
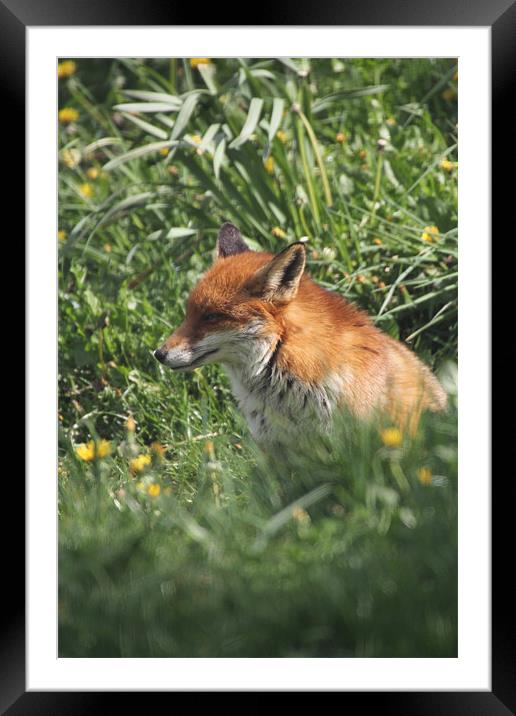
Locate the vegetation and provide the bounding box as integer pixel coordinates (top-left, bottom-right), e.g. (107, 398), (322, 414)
(58, 57), (458, 657)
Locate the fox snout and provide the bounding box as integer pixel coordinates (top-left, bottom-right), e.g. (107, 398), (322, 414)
(154, 337), (195, 370)
(154, 333), (220, 371)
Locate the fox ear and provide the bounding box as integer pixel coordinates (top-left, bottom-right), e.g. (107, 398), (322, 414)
(217, 223), (250, 258)
(246, 242), (306, 302)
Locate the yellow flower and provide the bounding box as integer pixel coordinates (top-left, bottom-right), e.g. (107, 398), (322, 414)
(79, 182), (93, 199)
(292, 506), (310, 523)
(441, 88), (456, 101)
(386, 117), (397, 127)
(190, 58), (212, 68)
(103, 243), (112, 253)
(96, 440), (111, 458)
(61, 148), (81, 168)
(417, 467), (433, 485)
(271, 226), (287, 239)
(440, 159), (454, 172)
(276, 130), (288, 143)
(190, 134), (202, 145)
(264, 156), (275, 174)
(203, 441), (215, 458)
(58, 230), (66, 242)
(336, 132), (346, 143)
(86, 167), (100, 179)
(75, 439), (111, 461)
(373, 238), (382, 246)
(57, 60), (77, 79)
(130, 454), (152, 474)
(159, 147), (169, 156)
(421, 225), (440, 243)
(151, 441), (166, 460)
(58, 107), (79, 123)
(126, 415), (136, 432)
(147, 483), (161, 497)
(380, 427), (403, 448)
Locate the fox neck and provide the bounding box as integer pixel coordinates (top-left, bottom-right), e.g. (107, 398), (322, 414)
(221, 333), (333, 447)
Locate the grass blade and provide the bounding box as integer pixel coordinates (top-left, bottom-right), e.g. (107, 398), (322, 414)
(229, 98), (264, 149)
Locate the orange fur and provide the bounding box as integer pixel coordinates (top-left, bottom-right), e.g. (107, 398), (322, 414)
(157, 238), (447, 437)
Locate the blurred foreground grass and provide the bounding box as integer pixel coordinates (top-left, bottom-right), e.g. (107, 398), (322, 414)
(58, 57), (457, 657)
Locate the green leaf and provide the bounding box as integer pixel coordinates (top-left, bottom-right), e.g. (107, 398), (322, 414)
(147, 227), (198, 241)
(197, 63), (218, 95)
(103, 141), (176, 171)
(171, 93), (201, 141)
(83, 137), (124, 157)
(312, 85), (390, 113)
(213, 138), (226, 180)
(113, 102), (180, 113)
(229, 98), (264, 149)
(197, 123), (220, 154)
(268, 97), (285, 144)
(121, 113), (168, 140)
(122, 90), (182, 107)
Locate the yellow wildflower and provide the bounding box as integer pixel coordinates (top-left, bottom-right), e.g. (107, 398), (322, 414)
(190, 134), (202, 145)
(95, 440), (111, 458)
(417, 467), (433, 485)
(271, 226), (287, 239)
(373, 238), (382, 246)
(440, 159), (454, 172)
(147, 483), (161, 497)
(151, 442), (166, 460)
(292, 506), (310, 523)
(386, 117), (397, 127)
(61, 148), (81, 168)
(159, 147), (169, 156)
(57, 60), (77, 79)
(203, 441), (215, 459)
(58, 107), (79, 123)
(336, 132), (346, 143)
(58, 230), (66, 242)
(264, 156), (275, 174)
(126, 415), (136, 432)
(190, 58), (212, 68)
(441, 88), (456, 101)
(421, 225), (440, 243)
(380, 427), (403, 448)
(129, 454), (152, 474)
(103, 243), (112, 253)
(79, 182), (93, 199)
(76, 439), (111, 461)
(86, 167), (100, 179)
(276, 130), (288, 143)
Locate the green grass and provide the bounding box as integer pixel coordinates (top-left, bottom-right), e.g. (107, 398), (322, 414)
(58, 57), (458, 657)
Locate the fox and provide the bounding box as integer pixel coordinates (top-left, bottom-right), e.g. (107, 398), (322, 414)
(154, 222), (447, 448)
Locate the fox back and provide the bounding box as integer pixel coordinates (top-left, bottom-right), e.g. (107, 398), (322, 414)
(154, 223), (447, 448)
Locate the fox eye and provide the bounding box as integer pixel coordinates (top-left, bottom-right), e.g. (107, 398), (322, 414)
(202, 311), (226, 323)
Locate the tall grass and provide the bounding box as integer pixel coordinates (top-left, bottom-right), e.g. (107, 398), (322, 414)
(58, 57), (458, 657)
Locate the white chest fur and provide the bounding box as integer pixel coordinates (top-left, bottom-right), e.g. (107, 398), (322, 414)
(223, 341), (335, 447)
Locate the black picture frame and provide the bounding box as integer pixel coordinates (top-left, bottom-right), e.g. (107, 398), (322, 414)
(5, 0), (513, 711)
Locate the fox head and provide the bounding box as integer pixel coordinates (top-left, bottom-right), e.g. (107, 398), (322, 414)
(154, 223), (306, 371)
